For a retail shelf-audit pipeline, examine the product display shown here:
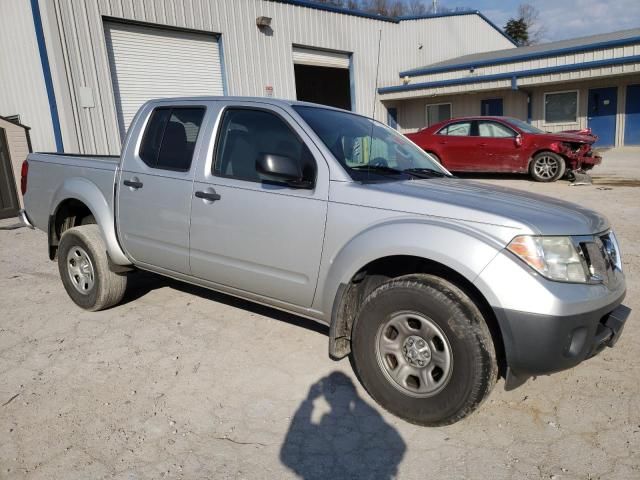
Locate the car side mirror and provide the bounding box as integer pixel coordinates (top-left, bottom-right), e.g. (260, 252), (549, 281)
(514, 134), (523, 147)
(256, 153), (312, 189)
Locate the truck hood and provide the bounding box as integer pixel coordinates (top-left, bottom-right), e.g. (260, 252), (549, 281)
(336, 178), (609, 236)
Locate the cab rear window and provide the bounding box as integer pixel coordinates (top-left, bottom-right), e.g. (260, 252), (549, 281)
(139, 107), (205, 171)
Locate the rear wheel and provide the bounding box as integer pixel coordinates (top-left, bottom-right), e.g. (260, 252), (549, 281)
(530, 152), (565, 182)
(57, 225), (127, 311)
(349, 274), (497, 426)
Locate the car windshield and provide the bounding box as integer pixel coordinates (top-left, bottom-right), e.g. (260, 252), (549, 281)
(505, 117), (544, 134)
(293, 106), (449, 182)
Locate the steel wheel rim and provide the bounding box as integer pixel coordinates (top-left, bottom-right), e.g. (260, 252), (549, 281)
(66, 246), (95, 295)
(375, 311), (453, 398)
(534, 155), (559, 179)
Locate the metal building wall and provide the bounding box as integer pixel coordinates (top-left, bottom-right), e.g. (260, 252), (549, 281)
(529, 75), (640, 146)
(44, 0), (514, 154)
(386, 90), (528, 133)
(379, 43), (640, 100)
(0, 0), (56, 152)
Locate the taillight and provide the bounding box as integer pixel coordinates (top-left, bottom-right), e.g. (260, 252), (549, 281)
(20, 160), (28, 195)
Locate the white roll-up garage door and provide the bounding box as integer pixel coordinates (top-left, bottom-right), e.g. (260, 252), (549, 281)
(104, 22), (224, 138)
(292, 46), (350, 69)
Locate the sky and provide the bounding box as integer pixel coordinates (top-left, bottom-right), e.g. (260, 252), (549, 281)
(413, 0), (640, 42)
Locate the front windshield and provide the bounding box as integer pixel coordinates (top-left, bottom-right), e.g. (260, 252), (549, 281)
(294, 105), (450, 182)
(505, 117), (544, 134)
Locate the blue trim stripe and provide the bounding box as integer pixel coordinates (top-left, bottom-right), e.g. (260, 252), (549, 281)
(400, 34), (640, 78)
(29, 0), (63, 152)
(268, 0), (515, 47)
(268, 0), (397, 22)
(348, 54), (356, 111)
(380, 55), (640, 94)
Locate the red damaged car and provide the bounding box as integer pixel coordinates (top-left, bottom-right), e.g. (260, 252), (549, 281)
(405, 116), (601, 182)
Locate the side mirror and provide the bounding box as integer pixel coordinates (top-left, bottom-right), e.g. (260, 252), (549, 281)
(256, 153), (311, 188)
(514, 134), (523, 147)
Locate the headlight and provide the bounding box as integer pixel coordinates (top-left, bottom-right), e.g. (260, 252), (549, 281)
(507, 235), (589, 283)
(602, 231), (623, 271)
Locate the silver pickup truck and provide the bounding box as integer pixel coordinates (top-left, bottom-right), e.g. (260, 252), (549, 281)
(20, 97), (629, 426)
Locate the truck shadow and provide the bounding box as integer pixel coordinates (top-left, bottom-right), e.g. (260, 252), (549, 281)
(280, 371), (406, 480)
(121, 270), (329, 335)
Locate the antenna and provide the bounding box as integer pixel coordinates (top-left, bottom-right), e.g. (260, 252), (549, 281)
(371, 28), (383, 119)
(432, 0), (437, 14)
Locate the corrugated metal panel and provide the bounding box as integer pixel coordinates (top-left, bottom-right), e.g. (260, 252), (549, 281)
(0, 0), (56, 151)
(405, 27), (640, 75)
(46, 0), (515, 154)
(104, 21), (223, 137)
(292, 46), (349, 68)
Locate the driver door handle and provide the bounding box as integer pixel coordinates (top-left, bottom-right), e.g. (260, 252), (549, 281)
(123, 179), (143, 189)
(195, 190), (221, 202)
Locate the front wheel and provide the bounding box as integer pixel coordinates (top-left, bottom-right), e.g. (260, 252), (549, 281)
(349, 274), (497, 426)
(530, 152), (565, 182)
(57, 225), (127, 311)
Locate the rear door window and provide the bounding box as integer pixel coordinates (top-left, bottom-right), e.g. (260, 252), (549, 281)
(438, 122), (472, 136)
(477, 121), (516, 138)
(138, 107), (205, 171)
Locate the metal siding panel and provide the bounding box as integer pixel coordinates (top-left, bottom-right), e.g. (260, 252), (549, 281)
(0, 0), (57, 151)
(48, 0), (519, 152)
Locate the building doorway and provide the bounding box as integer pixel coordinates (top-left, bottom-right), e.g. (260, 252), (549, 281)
(293, 47), (352, 111)
(0, 128), (20, 219)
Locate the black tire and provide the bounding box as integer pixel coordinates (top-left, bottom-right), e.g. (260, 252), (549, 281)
(349, 274), (497, 426)
(529, 151), (565, 182)
(57, 225), (127, 311)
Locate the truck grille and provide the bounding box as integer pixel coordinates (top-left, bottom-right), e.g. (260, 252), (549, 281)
(579, 232), (620, 285)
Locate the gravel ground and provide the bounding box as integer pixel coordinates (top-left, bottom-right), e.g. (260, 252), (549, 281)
(1, 148), (639, 479)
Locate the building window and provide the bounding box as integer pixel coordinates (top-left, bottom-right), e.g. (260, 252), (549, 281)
(544, 91), (578, 124)
(426, 103), (451, 127)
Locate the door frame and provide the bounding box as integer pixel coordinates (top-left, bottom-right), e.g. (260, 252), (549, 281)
(0, 127), (20, 219)
(587, 86), (618, 147)
(624, 84), (640, 146)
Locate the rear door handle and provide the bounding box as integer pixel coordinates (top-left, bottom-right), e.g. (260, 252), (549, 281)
(123, 179), (143, 189)
(195, 190), (221, 202)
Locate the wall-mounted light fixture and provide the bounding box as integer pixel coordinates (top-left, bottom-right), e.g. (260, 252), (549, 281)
(256, 16), (272, 28)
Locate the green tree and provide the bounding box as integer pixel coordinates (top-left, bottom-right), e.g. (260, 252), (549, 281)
(504, 17), (529, 46)
(505, 4), (546, 46)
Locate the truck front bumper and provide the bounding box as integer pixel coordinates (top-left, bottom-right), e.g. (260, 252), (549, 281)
(495, 297), (630, 390)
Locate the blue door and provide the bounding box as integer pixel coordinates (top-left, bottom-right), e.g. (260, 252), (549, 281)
(387, 107), (398, 129)
(588, 87), (617, 147)
(481, 98), (503, 116)
(624, 85), (640, 145)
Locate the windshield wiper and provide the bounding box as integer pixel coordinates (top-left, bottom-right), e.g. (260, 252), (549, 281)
(403, 167), (450, 178)
(350, 165), (406, 175)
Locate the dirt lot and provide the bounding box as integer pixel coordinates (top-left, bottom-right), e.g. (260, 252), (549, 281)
(1, 148), (639, 480)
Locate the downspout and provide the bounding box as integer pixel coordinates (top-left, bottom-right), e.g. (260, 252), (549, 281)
(29, 0), (64, 152)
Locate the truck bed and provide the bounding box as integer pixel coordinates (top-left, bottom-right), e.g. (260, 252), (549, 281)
(23, 152), (120, 232)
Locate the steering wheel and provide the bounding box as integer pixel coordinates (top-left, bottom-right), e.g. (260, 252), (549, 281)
(370, 157), (388, 168)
